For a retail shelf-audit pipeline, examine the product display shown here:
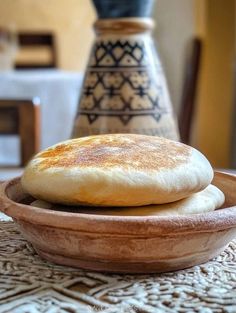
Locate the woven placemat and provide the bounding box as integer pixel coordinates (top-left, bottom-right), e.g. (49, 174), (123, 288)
(0, 218), (236, 313)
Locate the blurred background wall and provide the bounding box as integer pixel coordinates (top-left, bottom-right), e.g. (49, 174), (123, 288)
(0, 0), (235, 168)
(154, 0), (195, 114)
(0, 0), (95, 71)
(0, 0), (195, 111)
(195, 0), (235, 168)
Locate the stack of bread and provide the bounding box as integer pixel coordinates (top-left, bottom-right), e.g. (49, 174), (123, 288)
(21, 134), (225, 216)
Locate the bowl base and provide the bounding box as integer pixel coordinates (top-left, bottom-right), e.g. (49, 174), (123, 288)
(35, 247), (224, 274)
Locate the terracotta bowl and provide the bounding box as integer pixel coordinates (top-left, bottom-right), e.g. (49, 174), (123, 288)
(0, 171), (236, 274)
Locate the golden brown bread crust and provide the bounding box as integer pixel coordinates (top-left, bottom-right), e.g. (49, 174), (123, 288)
(37, 134), (190, 171)
(22, 134), (213, 206)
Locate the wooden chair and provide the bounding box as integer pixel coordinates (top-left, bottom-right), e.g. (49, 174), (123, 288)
(15, 32), (57, 69)
(0, 99), (40, 168)
(179, 38), (202, 144)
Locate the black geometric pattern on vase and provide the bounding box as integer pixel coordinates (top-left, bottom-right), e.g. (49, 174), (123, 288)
(76, 39), (170, 126)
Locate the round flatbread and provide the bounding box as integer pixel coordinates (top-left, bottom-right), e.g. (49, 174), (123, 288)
(22, 134), (214, 206)
(31, 185), (224, 216)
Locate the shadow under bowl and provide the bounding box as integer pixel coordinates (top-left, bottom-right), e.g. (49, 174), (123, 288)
(0, 171), (236, 273)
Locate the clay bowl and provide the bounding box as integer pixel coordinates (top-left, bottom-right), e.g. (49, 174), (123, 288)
(0, 171), (236, 274)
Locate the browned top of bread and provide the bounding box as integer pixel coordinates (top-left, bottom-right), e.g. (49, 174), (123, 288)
(37, 134), (190, 171)
(22, 134), (213, 206)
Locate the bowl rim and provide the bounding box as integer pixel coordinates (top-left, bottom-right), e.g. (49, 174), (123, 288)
(0, 171), (236, 236)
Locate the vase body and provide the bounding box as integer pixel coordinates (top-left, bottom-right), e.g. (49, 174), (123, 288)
(72, 0), (179, 140)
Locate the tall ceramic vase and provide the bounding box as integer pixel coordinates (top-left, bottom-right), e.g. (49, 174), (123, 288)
(72, 0), (179, 140)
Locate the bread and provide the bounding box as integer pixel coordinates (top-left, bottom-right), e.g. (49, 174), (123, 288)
(31, 185), (224, 216)
(21, 134), (214, 206)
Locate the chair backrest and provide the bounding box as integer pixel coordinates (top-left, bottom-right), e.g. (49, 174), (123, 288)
(179, 38), (202, 144)
(0, 99), (41, 166)
(15, 32), (57, 69)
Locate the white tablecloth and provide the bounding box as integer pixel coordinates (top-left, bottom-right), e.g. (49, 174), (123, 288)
(0, 70), (83, 164)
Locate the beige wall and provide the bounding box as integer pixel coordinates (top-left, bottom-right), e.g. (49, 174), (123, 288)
(1, 0), (195, 112)
(1, 0), (234, 167)
(155, 0), (236, 168)
(194, 0), (235, 167)
(154, 0), (195, 113)
(0, 0), (95, 71)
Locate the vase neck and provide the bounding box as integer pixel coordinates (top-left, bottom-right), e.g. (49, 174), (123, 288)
(92, 0), (155, 19)
(94, 18), (154, 36)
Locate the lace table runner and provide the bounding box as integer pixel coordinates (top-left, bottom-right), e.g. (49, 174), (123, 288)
(0, 216), (236, 313)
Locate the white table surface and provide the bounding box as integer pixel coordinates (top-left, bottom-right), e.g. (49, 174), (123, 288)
(0, 70), (83, 165)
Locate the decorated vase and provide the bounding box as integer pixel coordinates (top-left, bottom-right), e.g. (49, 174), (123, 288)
(72, 0), (179, 140)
